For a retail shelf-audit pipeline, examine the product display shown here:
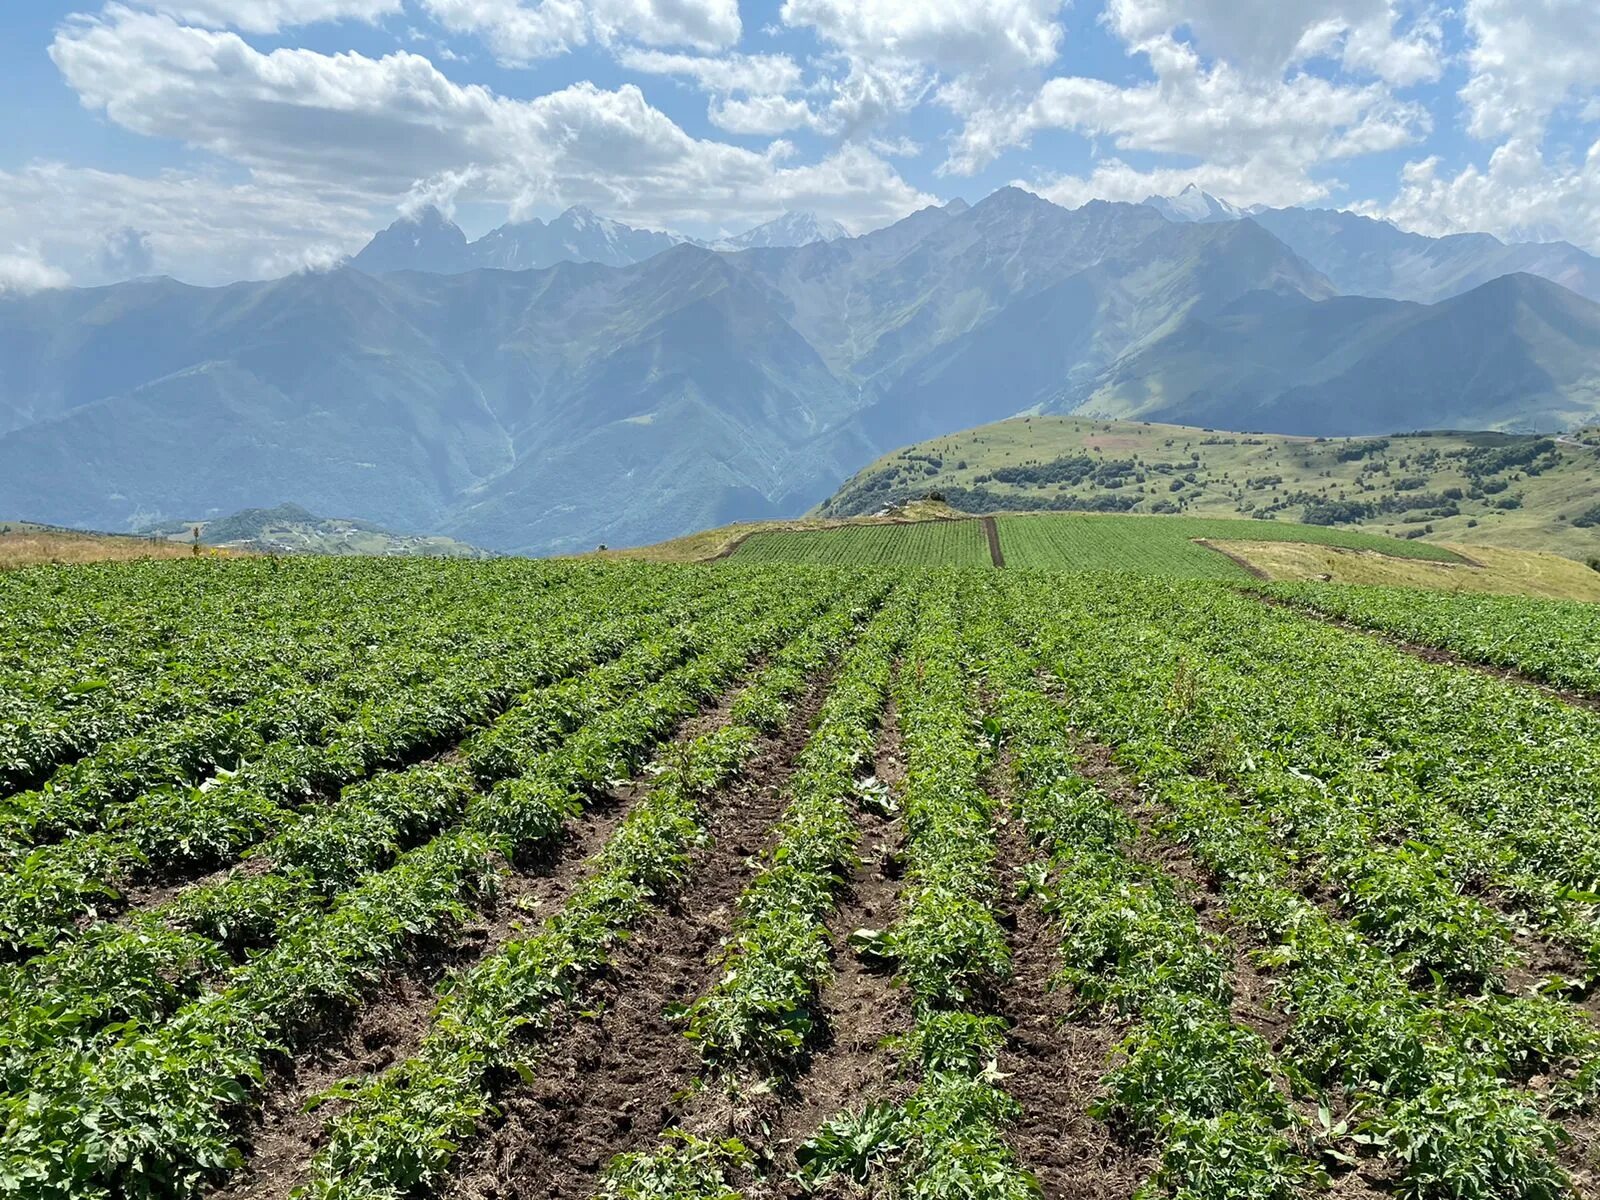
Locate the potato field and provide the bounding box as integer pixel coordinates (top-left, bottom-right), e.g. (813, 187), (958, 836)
(2, 557), (1599, 1200)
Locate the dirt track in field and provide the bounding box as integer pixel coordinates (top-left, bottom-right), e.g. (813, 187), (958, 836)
(214, 671), (774, 1200)
(988, 751), (1153, 1200)
(442, 672), (832, 1200)
(726, 691), (915, 1200)
(1063, 730), (1401, 1199)
(983, 516), (1005, 568)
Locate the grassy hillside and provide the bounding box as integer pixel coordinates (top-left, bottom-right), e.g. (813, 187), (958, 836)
(0, 521), (236, 569)
(822, 416), (1600, 560)
(1226, 541), (1600, 601)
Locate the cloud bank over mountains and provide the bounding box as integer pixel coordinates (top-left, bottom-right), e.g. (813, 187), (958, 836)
(2, 0), (1597, 286)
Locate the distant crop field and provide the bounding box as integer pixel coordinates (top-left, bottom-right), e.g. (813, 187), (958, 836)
(997, 513), (1461, 576)
(733, 519), (991, 566)
(731, 512), (1458, 574)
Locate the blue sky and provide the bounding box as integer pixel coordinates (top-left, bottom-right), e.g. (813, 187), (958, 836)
(2, 0), (1597, 287)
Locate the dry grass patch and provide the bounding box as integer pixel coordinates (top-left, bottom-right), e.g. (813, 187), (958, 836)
(0, 527), (235, 570)
(1219, 539), (1600, 602)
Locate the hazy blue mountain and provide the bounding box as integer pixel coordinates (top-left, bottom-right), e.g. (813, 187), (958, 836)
(1140, 200), (1600, 304)
(142, 502), (490, 557)
(470, 206), (683, 269)
(352, 205), (683, 275)
(1071, 272), (1600, 434)
(4, 188), (1599, 553)
(713, 211), (850, 250)
(1142, 184), (1247, 223)
(350, 207), (473, 274)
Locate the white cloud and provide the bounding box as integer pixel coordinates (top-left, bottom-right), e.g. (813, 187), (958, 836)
(44, 6), (932, 273)
(1028, 157), (1334, 210)
(782, 0), (1067, 78)
(615, 48), (804, 96)
(1358, 0), (1600, 255)
(1459, 0), (1600, 140)
(0, 245), (71, 294)
(1369, 137), (1600, 252)
(0, 162), (375, 285)
(138, 0), (402, 33)
(947, 34), (1427, 177)
(707, 94), (818, 136)
(417, 0), (741, 65)
(1103, 0), (1442, 85)
(98, 227), (157, 278)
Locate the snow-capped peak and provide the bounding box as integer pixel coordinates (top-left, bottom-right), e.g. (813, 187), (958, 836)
(713, 211), (851, 251)
(1142, 184), (1246, 224)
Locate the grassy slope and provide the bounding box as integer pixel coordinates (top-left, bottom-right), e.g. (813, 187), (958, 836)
(0, 521), (237, 569)
(1223, 541), (1600, 602)
(821, 416), (1600, 560)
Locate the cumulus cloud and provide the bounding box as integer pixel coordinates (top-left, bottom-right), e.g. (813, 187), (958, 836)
(1459, 0), (1600, 140)
(782, 0), (1067, 78)
(98, 227), (157, 279)
(1368, 138), (1600, 252)
(947, 34), (1426, 179)
(615, 48), (804, 96)
(0, 162), (375, 286)
(0, 245), (72, 294)
(1103, 0), (1442, 85)
(1353, 0), (1600, 254)
(138, 0), (402, 33)
(1028, 158), (1330, 211)
(417, 0), (741, 64)
(43, 6), (932, 275)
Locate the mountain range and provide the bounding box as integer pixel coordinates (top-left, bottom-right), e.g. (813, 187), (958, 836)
(1143, 186), (1600, 304)
(2, 186), (1598, 554)
(351, 206), (849, 276)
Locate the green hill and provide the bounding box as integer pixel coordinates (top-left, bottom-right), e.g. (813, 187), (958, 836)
(822, 416), (1600, 560)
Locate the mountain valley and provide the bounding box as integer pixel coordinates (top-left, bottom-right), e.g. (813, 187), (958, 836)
(4, 187), (1599, 555)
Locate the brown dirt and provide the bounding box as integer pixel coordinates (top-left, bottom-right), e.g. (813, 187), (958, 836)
(984, 516), (1005, 569)
(725, 693), (916, 1200)
(1255, 594), (1600, 712)
(1557, 1110), (1600, 1198)
(989, 753), (1154, 1200)
(1060, 729), (1416, 1196)
(1194, 538), (1272, 580)
(212, 672), (776, 1200)
(442, 674), (832, 1200)
(1067, 738), (1291, 1051)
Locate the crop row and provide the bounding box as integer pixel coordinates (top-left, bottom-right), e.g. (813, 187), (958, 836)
(0, 570), (773, 956)
(733, 521), (993, 568)
(0, 560), (578, 795)
(1008, 573), (1597, 1199)
(0, 587), (770, 1079)
(0, 577), (877, 1198)
(798, 573), (1035, 1200)
(0, 564), (660, 851)
(294, 581), (891, 1198)
(682, 582), (909, 1067)
(588, 581), (914, 1200)
(1263, 582), (1600, 696)
(987, 626), (1320, 1198)
(1113, 580), (1600, 978)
